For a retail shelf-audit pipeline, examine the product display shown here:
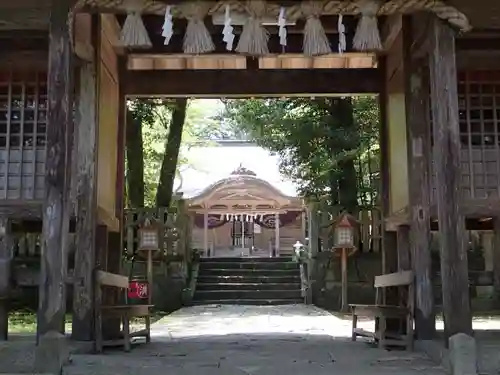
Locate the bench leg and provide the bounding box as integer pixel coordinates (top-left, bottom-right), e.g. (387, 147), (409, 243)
(123, 316), (131, 352)
(95, 312), (103, 354)
(406, 315), (413, 350)
(351, 312), (358, 341)
(378, 316), (386, 349)
(145, 315), (151, 343)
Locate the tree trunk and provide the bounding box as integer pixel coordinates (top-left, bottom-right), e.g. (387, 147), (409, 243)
(156, 98), (188, 207)
(126, 108), (145, 208)
(332, 98), (359, 214)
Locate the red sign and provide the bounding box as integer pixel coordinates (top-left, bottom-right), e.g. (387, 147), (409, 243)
(128, 280), (149, 300)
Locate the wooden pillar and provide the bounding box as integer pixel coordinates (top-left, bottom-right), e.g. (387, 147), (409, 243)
(203, 211), (208, 256)
(72, 16), (99, 341)
(340, 248), (348, 312)
(115, 58), (127, 221)
(403, 16), (436, 339)
(275, 213), (280, 256)
(37, 0), (74, 337)
(36, 0), (75, 372)
(241, 217), (245, 249)
(428, 17), (472, 339)
(493, 218), (500, 304)
(0, 218), (12, 341)
(396, 225), (411, 271)
(378, 55), (395, 278)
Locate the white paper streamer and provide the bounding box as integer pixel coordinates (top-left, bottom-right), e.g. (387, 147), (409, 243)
(222, 5), (235, 51)
(278, 7), (287, 47)
(162, 5), (173, 45)
(338, 14), (346, 54)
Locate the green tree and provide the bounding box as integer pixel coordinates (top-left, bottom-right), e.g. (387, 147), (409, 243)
(223, 96), (379, 213)
(126, 99), (226, 208)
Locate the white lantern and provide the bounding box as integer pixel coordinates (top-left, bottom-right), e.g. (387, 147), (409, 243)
(333, 214), (355, 248)
(138, 221), (160, 251)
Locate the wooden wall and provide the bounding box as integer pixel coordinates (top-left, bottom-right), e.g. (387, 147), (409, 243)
(97, 15), (119, 230)
(385, 31), (409, 215)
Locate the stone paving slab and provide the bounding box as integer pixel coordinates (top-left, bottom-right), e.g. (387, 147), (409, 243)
(64, 304), (446, 375)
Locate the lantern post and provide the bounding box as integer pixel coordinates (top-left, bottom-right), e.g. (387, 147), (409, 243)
(137, 219), (161, 306)
(332, 213), (357, 312)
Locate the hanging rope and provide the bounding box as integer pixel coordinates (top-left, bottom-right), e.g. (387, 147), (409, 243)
(180, 1), (215, 54)
(301, 1), (331, 56)
(236, 0), (270, 56)
(353, 0), (382, 51)
(119, 0), (152, 48)
(79, 0), (472, 39)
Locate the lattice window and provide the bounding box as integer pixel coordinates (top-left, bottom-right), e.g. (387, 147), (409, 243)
(458, 71), (500, 199)
(0, 69), (47, 200)
(430, 70), (500, 202)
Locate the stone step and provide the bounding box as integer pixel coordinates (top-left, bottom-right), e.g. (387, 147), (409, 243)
(190, 298), (304, 306)
(199, 261), (299, 270)
(193, 289), (302, 301)
(196, 282), (301, 291)
(197, 275), (301, 284)
(199, 256), (293, 263)
(198, 268), (300, 277)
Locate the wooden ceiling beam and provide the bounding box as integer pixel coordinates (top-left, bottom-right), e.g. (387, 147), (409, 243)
(124, 68), (381, 97)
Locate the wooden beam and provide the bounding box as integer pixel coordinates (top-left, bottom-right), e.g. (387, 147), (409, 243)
(100, 14), (124, 55)
(428, 17), (472, 339)
(381, 14), (403, 52)
(456, 37), (500, 51)
(74, 13), (93, 62)
(403, 15), (435, 340)
(72, 14), (99, 342)
(36, 0), (75, 372)
(0, 218), (12, 341)
(374, 270), (413, 287)
(96, 270), (128, 288)
(124, 68), (381, 97)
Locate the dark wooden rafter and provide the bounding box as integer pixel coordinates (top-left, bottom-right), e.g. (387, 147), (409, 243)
(36, 0), (75, 371)
(428, 16), (472, 339)
(402, 14), (435, 340)
(125, 68), (381, 97)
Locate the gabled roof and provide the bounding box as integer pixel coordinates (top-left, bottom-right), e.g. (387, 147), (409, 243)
(175, 141), (298, 200)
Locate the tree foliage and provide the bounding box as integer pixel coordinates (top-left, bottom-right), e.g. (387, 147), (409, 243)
(126, 99), (225, 208)
(223, 97), (380, 212)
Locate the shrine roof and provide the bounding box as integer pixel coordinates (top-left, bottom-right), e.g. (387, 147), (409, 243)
(175, 140), (298, 199)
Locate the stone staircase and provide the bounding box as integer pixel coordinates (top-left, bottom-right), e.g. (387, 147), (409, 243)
(193, 257), (303, 305)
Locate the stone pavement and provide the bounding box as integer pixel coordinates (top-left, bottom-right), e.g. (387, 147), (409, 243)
(64, 304), (446, 375)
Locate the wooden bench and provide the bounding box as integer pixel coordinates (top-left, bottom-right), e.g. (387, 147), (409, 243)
(94, 270), (153, 353)
(350, 270), (414, 350)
